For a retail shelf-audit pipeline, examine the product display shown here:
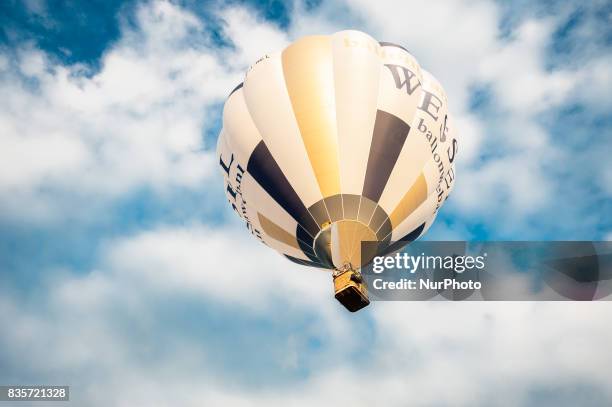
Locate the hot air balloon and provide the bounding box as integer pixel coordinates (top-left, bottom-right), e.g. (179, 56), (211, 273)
(217, 30), (458, 311)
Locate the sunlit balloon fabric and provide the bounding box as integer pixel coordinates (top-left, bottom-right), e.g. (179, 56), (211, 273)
(217, 30), (458, 271)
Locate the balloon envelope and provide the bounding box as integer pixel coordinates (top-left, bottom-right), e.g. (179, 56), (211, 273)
(217, 30), (458, 271)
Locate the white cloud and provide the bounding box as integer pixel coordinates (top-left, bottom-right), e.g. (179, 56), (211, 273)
(1, 224), (612, 406)
(0, 1), (277, 222)
(479, 19), (575, 114)
(574, 54), (612, 113)
(219, 7), (290, 66)
(101, 225), (332, 309)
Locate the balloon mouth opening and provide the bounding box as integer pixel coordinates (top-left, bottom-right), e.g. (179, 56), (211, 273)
(313, 219), (379, 271)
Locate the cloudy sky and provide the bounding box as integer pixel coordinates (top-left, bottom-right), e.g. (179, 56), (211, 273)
(0, 0), (611, 405)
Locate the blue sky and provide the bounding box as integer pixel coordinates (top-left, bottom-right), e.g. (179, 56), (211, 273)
(0, 0), (611, 406)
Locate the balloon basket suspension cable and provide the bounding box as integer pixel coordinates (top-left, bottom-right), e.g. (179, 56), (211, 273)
(332, 263), (370, 312)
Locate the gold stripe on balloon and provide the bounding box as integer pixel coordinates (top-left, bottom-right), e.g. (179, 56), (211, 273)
(389, 173), (428, 228)
(330, 220), (377, 269)
(257, 213), (301, 250)
(282, 36), (341, 198)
